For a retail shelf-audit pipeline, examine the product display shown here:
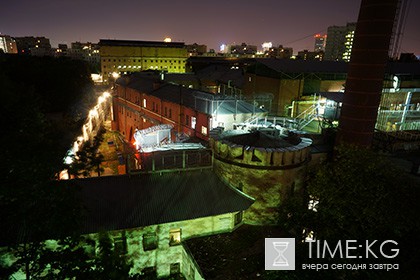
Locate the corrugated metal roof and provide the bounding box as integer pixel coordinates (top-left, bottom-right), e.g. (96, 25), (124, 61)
(74, 170), (254, 234)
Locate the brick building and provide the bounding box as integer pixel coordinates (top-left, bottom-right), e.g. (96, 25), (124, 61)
(111, 73), (265, 142)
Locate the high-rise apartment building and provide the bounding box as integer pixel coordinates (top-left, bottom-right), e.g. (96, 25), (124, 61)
(324, 23), (356, 61)
(342, 30), (355, 62)
(99, 39), (188, 84)
(14, 36), (51, 55)
(314, 34), (327, 52)
(0, 35), (18, 54)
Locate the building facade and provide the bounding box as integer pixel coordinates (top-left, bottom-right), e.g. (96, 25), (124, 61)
(314, 34), (327, 52)
(324, 23), (356, 61)
(0, 35), (18, 54)
(243, 59), (348, 116)
(111, 73), (265, 142)
(211, 130), (312, 224)
(100, 39), (188, 84)
(2, 170), (253, 279)
(14, 36), (51, 56)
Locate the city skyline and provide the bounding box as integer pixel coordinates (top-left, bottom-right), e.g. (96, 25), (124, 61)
(2, 0), (420, 54)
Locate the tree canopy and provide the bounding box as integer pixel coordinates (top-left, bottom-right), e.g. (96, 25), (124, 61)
(278, 145), (420, 279)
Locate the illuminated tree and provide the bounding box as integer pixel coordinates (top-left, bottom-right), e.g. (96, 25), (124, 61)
(66, 126), (105, 178)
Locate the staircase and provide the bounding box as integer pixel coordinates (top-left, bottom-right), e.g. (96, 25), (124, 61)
(294, 104), (319, 130)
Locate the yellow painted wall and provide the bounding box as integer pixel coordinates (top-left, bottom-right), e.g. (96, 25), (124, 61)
(101, 45), (188, 83)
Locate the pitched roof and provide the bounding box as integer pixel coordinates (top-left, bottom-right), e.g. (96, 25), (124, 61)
(74, 170), (254, 234)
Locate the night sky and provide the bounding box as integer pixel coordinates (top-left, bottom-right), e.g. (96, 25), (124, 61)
(2, 0), (420, 54)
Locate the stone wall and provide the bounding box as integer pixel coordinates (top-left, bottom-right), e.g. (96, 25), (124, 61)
(2, 212), (238, 280)
(108, 212), (237, 279)
(211, 135), (312, 225)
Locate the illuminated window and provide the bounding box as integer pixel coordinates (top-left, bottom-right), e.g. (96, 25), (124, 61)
(191, 117), (196, 129)
(234, 211), (243, 226)
(201, 126), (207, 135)
(143, 233), (158, 251)
(143, 99), (147, 107)
(169, 229), (181, 246)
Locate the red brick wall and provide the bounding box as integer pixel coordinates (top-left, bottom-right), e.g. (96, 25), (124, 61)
(112, 85), (211, 142)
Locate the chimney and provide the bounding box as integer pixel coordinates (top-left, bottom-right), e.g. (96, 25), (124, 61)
(337, 0), (399, 147)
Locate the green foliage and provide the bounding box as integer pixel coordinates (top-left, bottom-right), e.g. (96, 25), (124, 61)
(279, 145), (420, 279)
(0, 54), (100, 279)
(0, 54), (93, 114)
(308, 145), (419, 241)
(67, 126), (105, 177)
(91, 232), (134, 280)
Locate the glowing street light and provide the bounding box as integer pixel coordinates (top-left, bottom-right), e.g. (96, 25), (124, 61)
(62, 91), (112, 178)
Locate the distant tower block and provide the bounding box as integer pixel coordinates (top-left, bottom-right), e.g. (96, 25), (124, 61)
(210, 129), (312, 225)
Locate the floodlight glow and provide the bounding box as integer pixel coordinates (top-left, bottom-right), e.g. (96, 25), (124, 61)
(112, 72), (120, 79)
(62, 91), (112, 178)
(262, 42), (272, 51)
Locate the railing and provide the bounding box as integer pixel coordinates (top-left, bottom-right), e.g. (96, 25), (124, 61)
(294, 104), (318, 130)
